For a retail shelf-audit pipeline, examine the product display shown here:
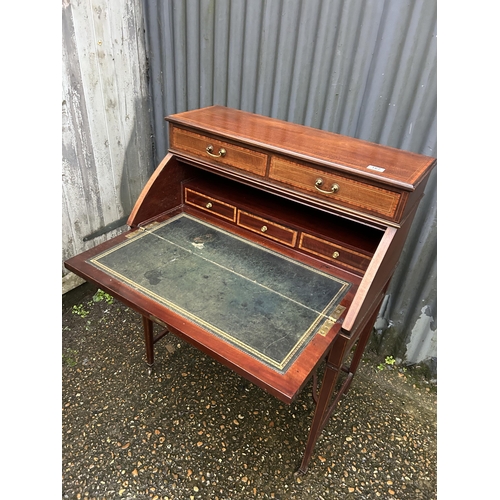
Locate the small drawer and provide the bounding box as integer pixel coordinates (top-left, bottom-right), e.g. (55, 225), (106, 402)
(185, 188), (237, 222)
(299, 233), (371, 272)
(269, 156), (402, 221)
(237, 211), (297, 247)
(171, 126), (268, 177)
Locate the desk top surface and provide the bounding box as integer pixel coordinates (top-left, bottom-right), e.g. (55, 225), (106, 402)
(89, 214), (351, 374)
(167, 105), (436, 189)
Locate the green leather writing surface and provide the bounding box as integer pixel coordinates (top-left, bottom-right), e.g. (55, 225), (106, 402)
(89, 214), (351, 373)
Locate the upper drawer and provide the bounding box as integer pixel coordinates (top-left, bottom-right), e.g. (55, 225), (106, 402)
(171, 126), (268, 177)
(269, 156), (403, 221)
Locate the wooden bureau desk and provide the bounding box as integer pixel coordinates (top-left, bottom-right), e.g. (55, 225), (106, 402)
(64, 105), (436, 473)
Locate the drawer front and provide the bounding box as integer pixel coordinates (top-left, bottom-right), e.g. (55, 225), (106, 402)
(237, 211), (297, 247)
(269, 157), (402, 220)
(172, 126), (268, 177)
(299, 233), (371, 271)
(185, 188), (237, 222)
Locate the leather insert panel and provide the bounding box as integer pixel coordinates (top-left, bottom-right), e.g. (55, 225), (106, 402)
(88, 214), (351, 373)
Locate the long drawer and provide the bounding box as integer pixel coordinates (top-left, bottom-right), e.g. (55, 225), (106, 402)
(269, 156), (403, 221)
(171, 126), (268, 177)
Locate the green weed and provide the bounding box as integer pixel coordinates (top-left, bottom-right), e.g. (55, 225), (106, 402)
(385, 355), (396, 366)
(63, 348), (78, 367)
(93, 289), (114, 304)
(377, 355), (397, 371)
(72, 304), (90, 318)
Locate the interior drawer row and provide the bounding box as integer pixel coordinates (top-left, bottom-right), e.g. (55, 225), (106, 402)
(184, 186), (372, 273)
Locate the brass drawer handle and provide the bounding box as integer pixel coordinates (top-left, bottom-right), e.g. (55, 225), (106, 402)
(261, 226), (268, 233)
(206, 144), (227, 158)
(315, 178), (339, 194)
(205, 202), (213, 209)
(332, 251), (339, 259)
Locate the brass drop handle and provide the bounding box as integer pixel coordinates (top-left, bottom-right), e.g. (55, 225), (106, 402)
(205, 202), (213, 209)
(261, 226), (268, 233)
(206, 144), (227, 158)
(315, 178), (339, 194)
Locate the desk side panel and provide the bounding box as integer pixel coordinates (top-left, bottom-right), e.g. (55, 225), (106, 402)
(342, 202), (419, 334)
(127, 153), (195, 227)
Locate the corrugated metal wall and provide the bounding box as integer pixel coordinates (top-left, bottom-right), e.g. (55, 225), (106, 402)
(62, 0), (154, 291)
(142, 0), (437, 371)
(62, 0), (437, 371)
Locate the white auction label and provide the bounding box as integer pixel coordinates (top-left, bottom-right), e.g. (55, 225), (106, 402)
(367, 165), (385, 172)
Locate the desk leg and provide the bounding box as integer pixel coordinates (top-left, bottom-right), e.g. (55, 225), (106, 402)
(142, 315), (155, 375)
(297, 296), (385, 474)
(297, 334), (348, 474)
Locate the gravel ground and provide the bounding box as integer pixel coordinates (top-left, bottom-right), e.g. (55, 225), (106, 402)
(62, 284), (437, 500)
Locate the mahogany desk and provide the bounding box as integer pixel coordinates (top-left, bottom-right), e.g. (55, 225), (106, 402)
(65, 106), (436, 473)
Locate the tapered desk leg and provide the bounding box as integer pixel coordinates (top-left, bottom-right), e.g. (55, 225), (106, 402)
(297, 294), (386, 474)
(297, 334), (348, 474)
(142, 315), (155, 375)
